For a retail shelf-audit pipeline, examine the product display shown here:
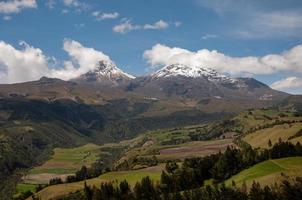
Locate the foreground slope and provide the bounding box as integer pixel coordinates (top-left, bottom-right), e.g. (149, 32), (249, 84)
(225, 157), (302, 188)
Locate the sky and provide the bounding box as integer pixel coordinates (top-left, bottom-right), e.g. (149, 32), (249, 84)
(0, 0), (302, 94)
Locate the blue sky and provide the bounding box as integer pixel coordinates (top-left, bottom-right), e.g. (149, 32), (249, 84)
(0, 0), (302, 93)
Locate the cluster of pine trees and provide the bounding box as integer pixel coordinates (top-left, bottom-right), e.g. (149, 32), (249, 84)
(161, 140), (302, 191)
(60, 176), (302, 200)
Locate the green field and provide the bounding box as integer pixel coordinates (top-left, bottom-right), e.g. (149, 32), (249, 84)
(29, 166), (163, 200)
(243, 123), (302, 148)
(99, 168), (162, 186)
(225, 157), (302, 188)
(16, 183), (36, 194)
(14, 183), (37, 199)
(21, 143), (102, 185)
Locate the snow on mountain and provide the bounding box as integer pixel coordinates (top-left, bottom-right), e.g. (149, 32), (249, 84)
(151, 64), (237, 84)
(74, 60), (135, 85)
(89, 60), (135, 80)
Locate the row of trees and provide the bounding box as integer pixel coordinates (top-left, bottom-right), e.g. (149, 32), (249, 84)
(160, 140), (302, 192)
(60, 176), (302, 200)
(47, 161), (110, 186)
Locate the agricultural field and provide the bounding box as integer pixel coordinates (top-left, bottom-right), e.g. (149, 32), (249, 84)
(27, 165), (163, 200)
(113, 125), (235, 170)
(243, 123), (302, 148)
(23, 107), (302, 199)
(15, 184), (37, 195)
(225, 157), (302, 188)
(22, 143), (102, 184)
(157, 139), (233, 160)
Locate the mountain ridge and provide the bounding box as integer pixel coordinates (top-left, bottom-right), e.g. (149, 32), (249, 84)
(72, 60), (135, 86)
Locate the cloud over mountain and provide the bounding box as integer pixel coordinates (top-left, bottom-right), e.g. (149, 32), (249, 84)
(0, 39), (113, 83)
(271, 77), (302, 91)
(143, 43), (302, 76)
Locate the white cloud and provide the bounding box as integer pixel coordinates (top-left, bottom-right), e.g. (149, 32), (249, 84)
(113, 19), (173, 34)
(51, 39), (113, 80)
(143, 20), (169, 30)
(198, 0), (302, 39)
(3, 15), (11, 20)
(235, 11), (302, 39)
(92, 11), (119, 21)
(143, 44), (302, 76)
(271, 77), (302, 90)
(0, 0), (37, 14)
(63, 0), (77, 6)
(259, 11), (302, 29)
(174, 21), (182, 27)
(202, 34), (218, 40)
(62, 0), (89, 12)
(113, 20), (140, 34)
(0, 39), (113, 83)
(61, 9), (69, 14)
(0, 41), (50, 83)
(45, 0), (56, 9)
(74, 23), (85, 29)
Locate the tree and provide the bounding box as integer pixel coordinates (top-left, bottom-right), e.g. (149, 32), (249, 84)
(134, 176), (159, 200)
(249, 181), (262, 200)
(119, 180), (133, 199)
(268, 139), (272, 148)
(165, 161), (178, 174)
(76, 166), (88, 180)
(49, 177), (63, 185)
(84, 181), (92, 200)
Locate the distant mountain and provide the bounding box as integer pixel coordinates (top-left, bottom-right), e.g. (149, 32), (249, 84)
(72, 60), (135, 86)
(127, 64), (288, 101)
(0, 76), (133, 105)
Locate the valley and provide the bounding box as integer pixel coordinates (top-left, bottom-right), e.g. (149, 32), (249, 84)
(11, 101), (302, 200)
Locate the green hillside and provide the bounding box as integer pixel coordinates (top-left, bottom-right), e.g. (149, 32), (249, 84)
(225, 157), (302, 188)
(28, 166), (163, 200)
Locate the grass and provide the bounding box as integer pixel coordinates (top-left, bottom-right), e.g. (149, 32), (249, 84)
(29, 143), (101, 173)
(99, 169), (162, 186)
(29, 166), (163, 200)
(243, 123), (302, 148)
(16, 183), (36, 194)
(29, 168), (77, 175)
(225, 157), (302, 188)
(23, 143), (101, 184)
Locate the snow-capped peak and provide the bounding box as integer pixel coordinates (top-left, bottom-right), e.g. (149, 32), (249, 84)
(151, 64), (236, 83)
(91, 60), (135, 79)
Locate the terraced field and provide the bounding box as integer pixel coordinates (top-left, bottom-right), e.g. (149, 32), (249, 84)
(157, 139), (233, 160)
(225, 157), (302, 188)
(22, 144), (102, 184)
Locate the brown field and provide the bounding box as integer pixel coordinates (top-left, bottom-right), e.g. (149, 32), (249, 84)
(22, 173), (73, 184)
(157, 139), (233, 160)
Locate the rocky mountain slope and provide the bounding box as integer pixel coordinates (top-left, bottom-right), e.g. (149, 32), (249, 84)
(72, 60), (135, 86)
(127, 64), (288, 101)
